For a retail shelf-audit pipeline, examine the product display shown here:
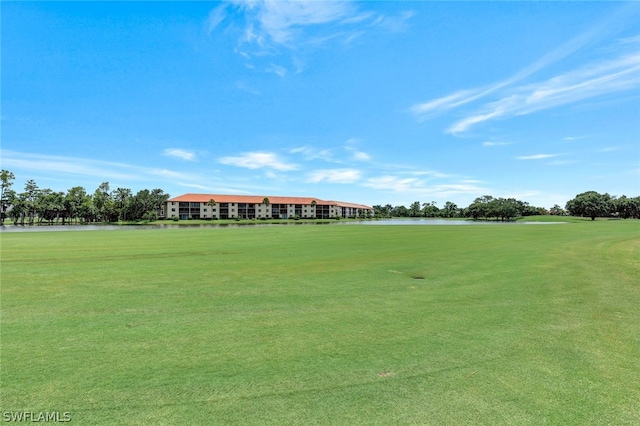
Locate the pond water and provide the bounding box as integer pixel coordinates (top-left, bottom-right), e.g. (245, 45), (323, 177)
(0, 219), (565, 233)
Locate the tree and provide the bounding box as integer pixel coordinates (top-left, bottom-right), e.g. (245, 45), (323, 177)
(149, 189), (169, 220)
(23, 180), (40, 225)
(395, 205), (409, 217)
(613, 195), (640, 219)
(8, 192), (27, 225)
(441, 201), (458, 218)
(0, 170), (15, 225)
(37, 189), (65, 224)
(422, 201), (439, 217)
(262, 197), (271, 218)
(566, 191), (611, 220)
(64, 186), (88, 224)
(93, 182), (115, 222)
(205, 198), (216, 220)
(409, 201), (422, 217)
(549, 204), (566, 216)
(494, 198), (520, 222)
(467, 195), (494, 220)
(113, 187), (132, 222)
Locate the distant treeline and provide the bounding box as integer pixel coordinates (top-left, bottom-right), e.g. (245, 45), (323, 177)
(374, 191), (640, 221)
(0, 170), (169, 225)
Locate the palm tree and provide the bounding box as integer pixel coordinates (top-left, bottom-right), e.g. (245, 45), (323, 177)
(114, 187), (132, 222)
(262, 197), (270, 218)
(207, 198), (216, 219)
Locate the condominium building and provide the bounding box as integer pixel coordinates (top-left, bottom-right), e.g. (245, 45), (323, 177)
(165, 194), (373, 220)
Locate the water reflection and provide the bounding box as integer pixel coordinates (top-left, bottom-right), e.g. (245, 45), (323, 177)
(0, 218), (565, 233)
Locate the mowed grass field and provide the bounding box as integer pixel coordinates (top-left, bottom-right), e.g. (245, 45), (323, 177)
(1, 220), (639, 425)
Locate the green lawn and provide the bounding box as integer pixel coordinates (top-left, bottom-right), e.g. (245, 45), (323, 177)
(1, 221), (639, 424)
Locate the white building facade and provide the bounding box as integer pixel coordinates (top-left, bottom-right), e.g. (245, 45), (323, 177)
(165, 194), (373, 220)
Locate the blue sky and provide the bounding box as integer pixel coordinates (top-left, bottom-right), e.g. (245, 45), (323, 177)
(2, 1), (639, 208)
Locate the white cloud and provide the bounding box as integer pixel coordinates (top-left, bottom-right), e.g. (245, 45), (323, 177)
(210, 0), (355, 50)
(307, 168), (361, 184)
(407, 170), (451, 179)
(364, 176), (425, 192)
(352, 151), (371, 161)
(447, 44), (640, 134)
(266, 62), (287, 78)
(162, 148), (196, 161)
(482, 141), (513, 147)
(410, 89), (482, 119)
(370, 10), (414, 33)
(209, 1), (414, 72)
(363, 175), (487, 197)
(218, 151), (298, 171)
(257, 0), (354, 45)
(598, 146), (619, 152)
(0, 150), (205, 187)
(343, 139), (371, 162)
(290, 146), (336, 162)
(516, 154), (560, 160)
(410, 11), (640, 134)
(562, 136), (589, 142)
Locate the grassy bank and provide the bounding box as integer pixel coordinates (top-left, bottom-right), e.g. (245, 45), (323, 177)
(1, 221), (638, 424)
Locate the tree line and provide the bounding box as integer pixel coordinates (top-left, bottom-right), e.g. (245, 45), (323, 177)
(372, 191), (640, 221)
(1, 169), (638, 225)
(0, 170), (169, 226)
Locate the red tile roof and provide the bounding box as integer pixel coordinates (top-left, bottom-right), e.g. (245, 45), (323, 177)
(167, 193), (372, 209)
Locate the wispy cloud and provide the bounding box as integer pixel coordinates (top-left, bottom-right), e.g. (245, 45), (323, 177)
(218, 151), (298, 171)
(209, 1), (414, 74)
(209, 1), (356, 49)
(447, 47), (640, 134)
(364, 176), (422, 192)
(266, 62), (287, 78)
(410, 89), (482, 119)
(351, 151), (371, 161)
(290, 146), (336, 162)
(410, 6), (640, 134)
(307, 168), (361, 184)
(516, 154), (560, 160)
(0, 150), (205, 188)
(598, 146), (619, 152)
(482, 141), (513, 147)
(370, 10), (414, 33)
(343, 138), (371, 162)
(407, 170), (451, 179)
(363, 175), (487, 197)
(563, 136), (589, 142)
(162, 148), (196, 161)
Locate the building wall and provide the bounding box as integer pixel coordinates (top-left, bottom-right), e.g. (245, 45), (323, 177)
(166, 199), (371, 220)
